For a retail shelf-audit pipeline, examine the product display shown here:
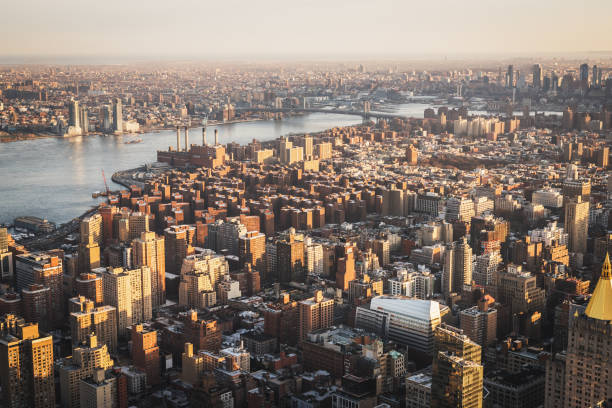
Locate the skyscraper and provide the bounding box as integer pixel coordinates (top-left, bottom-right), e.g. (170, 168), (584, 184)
(132, 231), (165, 307)
(564, 196), (589, 254)
(15, 252), (64, 328)
(506, 65), (514, 88)
(21, 284), (51, 331)
(532, 64), (542, 88)
(81, 213), (103, 247)
(579, 63), (589, 87)
(69, 99), (80, 129)
(431, 325), (483, 408)
(276, 233), (305, 283)
(0, 228), (13, 281)
(79, 106), (89, 134)
(75, 272), (104, 306)
(96, 266), (152, 336)
(0, 227), (8, 253)
(238, 231), (266, 275)
(0, 316), (55, 408)
(546, 254), (612, 408)
(442, 237), (473, 296)
(164, 224), (195, 274)
(112, 97), (123, 133)
(69, 296), (118, 353)
(459, 297), (497, 347)
(102, 105), (112, 132)
(336, 245), (356, 291)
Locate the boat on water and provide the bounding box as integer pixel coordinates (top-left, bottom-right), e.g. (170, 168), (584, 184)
(92, 191), (111, 198)
(124, 138), (143, 144)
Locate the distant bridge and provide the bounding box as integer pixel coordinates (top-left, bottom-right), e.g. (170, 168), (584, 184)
(234, 106), (407, 120)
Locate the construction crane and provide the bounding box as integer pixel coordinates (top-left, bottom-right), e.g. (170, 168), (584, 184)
(102, 169), (110, 196)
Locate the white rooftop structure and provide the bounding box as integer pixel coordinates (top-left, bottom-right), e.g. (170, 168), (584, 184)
(355, 296), (442, 354)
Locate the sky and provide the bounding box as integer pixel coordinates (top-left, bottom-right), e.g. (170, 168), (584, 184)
(2, 0), (611, 61)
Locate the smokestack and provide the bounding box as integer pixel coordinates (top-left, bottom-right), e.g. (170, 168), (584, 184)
(184, 126), (189, 151)
(202, 127), (207, 146)
(214, 129), (218, 145)
(176, 126), (181, 151)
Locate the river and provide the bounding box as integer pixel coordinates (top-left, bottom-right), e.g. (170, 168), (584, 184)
(0, 113), (362, 225)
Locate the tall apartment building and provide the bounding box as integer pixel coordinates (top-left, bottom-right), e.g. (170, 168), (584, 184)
(126, 212), (150, 241)
(0, 228), (7, 253)
(131, 324), (160, 385)
(442, 237), (473, 297)
(266, 240), (277, 280)
(446, 197), (475, 223)
(99, 206), (118, 245)
(336, 247), (356, 291)
(372, 238), (390, 267)
(459, 297), (498, 347)
(315, 142), (332, 160)
(79, 241), (101, 273)
(279, 137), (304, 164)
(473, 250), (501, 286)
(498, 264), (545, 316)
(238, 231), (266, 275)
(431, 325), (483, 408)
(406, 144), (418, 165)
(178, 251), (229, 309)
(564, 196), (589, 254)
(277, 233), (305, 283)
(164, 224), (195, 274)
(81, 214), (103, 246)
(57, 334), (114, 408)
(112, 97), (123, 132)
(15, 252), (64, 328)
(22, 284), (51, 330)
(69, 296), (118, 353)
(96, 266), (152, 336)
(75, 272), (104, 306)
(298, 290), (334, 341)
(207, 219), (247, 256)
(0, 317), (55, 408)
(131, 231), (165, 307)
(546, 254), (612, 408)
(303, 135), (313, 158)
(434, 353), (483, 408)
(0, 227), (13, 280)
(304, 239), (324, 277)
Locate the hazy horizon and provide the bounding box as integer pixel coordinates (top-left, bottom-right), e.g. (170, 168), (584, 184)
(2, 0), (611, 63)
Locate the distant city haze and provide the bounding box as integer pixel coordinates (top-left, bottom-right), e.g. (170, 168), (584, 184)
(2, 0), (611, 62)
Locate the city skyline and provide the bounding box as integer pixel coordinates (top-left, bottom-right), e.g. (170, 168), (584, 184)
(1, 2), (611, 406)
(2, 0), (612, 62)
